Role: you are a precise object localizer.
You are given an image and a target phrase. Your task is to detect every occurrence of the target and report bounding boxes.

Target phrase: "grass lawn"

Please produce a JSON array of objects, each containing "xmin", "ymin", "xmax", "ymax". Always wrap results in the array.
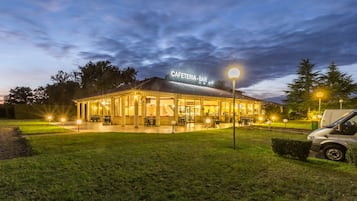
[
  {"xmin": 0, "ymin": 120, "xmax": 69, "ymax": 134},
  {"xmin": 0, "ymin": 121, "xmax": 357, "ymax": 200},
  {"xmin": 255, "ymin": 120, "xmax": 313, "ymax": 130}
]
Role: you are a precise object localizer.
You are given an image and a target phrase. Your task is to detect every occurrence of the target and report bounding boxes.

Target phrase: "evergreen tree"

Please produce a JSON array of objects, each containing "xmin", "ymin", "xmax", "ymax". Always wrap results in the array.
[
  {"xmin": 319, "ymin": 62, "xmax": 356, "ymax": 108},
  {"xmin": 285, "ymin": 59, "xmax": 319, "ymax": 118}
]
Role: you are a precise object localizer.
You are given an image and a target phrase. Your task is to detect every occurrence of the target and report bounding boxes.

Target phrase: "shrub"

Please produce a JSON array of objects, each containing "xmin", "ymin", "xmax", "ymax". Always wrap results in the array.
[
  {"xmin": 346, "ymin": 145, "xmax": 357, "ymax": 167},
  {"xmin": 271, "ymin": 138, "xmax": 312, "ymax": 161}
]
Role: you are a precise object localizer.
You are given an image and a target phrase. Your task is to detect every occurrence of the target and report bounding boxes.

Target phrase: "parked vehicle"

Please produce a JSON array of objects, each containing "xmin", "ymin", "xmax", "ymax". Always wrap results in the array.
[
  {"xmin": 320, "ymin": 109, "xmax": 353, "ymax": 128},
  {"xmin": 307, "ymin": 110, "xmax": 357, "ymax": 161}
]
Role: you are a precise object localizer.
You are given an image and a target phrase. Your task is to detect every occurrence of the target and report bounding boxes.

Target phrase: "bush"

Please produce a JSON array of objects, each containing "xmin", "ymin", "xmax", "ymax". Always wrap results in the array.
[
  {"xmin": 346, "ymin": 145, "xmax": 357, "ymax": 167},
  {"xmin": 272, "ymin": 138, "xmax": 312, "ymax": 161}
]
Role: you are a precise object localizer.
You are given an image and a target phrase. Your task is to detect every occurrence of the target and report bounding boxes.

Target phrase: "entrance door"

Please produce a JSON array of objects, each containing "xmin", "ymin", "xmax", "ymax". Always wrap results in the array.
[{"xmin": 185, "ymin": 106, "xmax": 195, "ymax": 123}]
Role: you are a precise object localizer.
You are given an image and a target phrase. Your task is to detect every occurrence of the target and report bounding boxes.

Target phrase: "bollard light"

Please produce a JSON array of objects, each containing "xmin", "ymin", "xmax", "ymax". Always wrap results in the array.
[
  {"xmin": 60, "ymin": 117, "xmax": 66, "ymax": 126},
  {"xmin": 76, "ymin": 119, "xmax": 82, "ymax": 133}
]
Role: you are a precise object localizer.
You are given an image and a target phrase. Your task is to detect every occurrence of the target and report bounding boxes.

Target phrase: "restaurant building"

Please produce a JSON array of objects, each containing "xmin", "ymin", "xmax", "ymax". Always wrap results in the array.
[{"xmin": 74, "ymin": 72, "xmax": 263, "ymax": 127}]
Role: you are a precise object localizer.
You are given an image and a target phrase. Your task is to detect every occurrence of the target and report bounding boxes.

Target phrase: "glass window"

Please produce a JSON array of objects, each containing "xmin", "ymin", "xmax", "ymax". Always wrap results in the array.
[
  {"xmin": 102, "ymin": 99, "xmax": 111, "ymax": 116},
  {"xmin": 160, "ymin": 97, "xmax": 174, "ymax": 117},
  {"xmin": 125, "ymin": 95, "xmax": 142, "ymax": 116},
  {"xmin": 146, "ymin": 97, "xmax": 156, "ymax": 116},
  {"xmin": 203, "ymin": 100, "xmax": 218, "ymax": 116},
  {"xmin": 341, "ymin": 115, "xmax": 357, "ymax": 135},
  {"xmin": 114, "ymin": 97, "xmax": 121, "ymax": 117}
]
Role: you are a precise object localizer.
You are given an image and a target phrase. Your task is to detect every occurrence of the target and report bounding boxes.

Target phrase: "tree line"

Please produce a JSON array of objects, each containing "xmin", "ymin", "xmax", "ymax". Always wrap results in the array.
[
  {"xmin": 5, "ymin": 60, "xmax": 137, "ymax": 105},
  {"xmin": 284, "ymin": 59, "xmax": 357, "ymax": 119},
  {"xmin": 5, "ymin": 58, "xmax": 357, "ymax": 120}
]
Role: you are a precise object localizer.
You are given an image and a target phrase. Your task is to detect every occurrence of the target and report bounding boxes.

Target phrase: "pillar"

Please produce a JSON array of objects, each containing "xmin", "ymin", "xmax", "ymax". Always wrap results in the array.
[
  {"xmin": 121, "ymin": 96, "xmax": 126, "ymax": 126},
  {"xmin": 200, "ymin": 98, "xmax": 204, "ymax": 123},
  {"xmin": 156, "ymin": 96, "xmax": 160, "ymax": 126},
  {"xmin": 86, "ymin": 101, "xmax": 90, "ymax": 121},
  {"xmin": 141, "ymin": 96, "xmax": 146, "ymax": 126},
  {"xmin": 134, "ymin": 95, "xmax": 139, "ymax": 128},
  {"xmin": 77, "ymin": 102, "xmax": 81, "ymax": 119},
  {"xmin": 81, "ymin": 103, "xmax": 85, "ymax": 120},
  {"xmin": 174, "ymin": 95, "xmax": 178, "ymax": 122}
]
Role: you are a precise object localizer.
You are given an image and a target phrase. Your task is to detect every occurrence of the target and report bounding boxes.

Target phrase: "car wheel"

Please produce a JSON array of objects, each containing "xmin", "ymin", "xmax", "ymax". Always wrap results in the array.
[{"xmin": 323, "ymin": 145, "xmax": 346, "ymax": 161}]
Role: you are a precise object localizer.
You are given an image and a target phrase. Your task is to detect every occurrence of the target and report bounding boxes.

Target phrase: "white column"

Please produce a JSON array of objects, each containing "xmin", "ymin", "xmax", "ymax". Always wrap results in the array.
[
  {"xmin": 77, "ymin": 102, "xmax": 81, "ymax": 119},
  {"xmin": 121, "ymin": 96, "xmax": 126, "ymax": 126},
  {"xmin": 156, "ymin": 96, "xmax": 160, "ymax": 126},
  {"xmin": 134, "ymin": 95, "xmax": 139, "ymax": 128}
]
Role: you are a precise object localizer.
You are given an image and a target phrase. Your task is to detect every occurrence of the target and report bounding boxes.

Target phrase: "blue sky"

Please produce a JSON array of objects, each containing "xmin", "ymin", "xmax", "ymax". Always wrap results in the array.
[{"xmin": 1, "ymin": 0, "xmax": 357, "ymax": 102}]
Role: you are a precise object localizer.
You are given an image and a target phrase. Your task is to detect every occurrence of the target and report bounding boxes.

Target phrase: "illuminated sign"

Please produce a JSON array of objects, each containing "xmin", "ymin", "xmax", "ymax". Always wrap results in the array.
[{"xmin": 169, "ymin": 70, "xmax": 214, "ymax": 86}]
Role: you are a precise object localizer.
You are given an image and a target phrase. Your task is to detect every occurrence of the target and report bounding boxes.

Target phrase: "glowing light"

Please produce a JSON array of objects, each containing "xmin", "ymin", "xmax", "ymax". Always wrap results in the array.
[
  {"xmin": 316, "ymin": 91, "xmax": 324, "ymax": 98},
  {"xmin": 76, "ymin": 119, "xmax": 82, "ymax": 125},
  {"xmin": 228, "ymin": 67, "xmax": 241, "ymax": 80},
  {"xmin": 47, "ymin": 115, "xmax": 53, "ymax": 121},
  {"xmin": 205, "ymin": 118, "xmax": 211, "ymax": 124}
]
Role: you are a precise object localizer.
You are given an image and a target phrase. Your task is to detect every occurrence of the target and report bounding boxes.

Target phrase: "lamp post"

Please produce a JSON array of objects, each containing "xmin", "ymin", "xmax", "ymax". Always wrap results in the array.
[
  {"xmin": 339, "ymin": 99, "xmax": 343, "ymax": 110},
  {"xmin": 228, "ymin": 67, "xmax": 240, "ymax": 150},
  {"xmin": 316, "ymin": 92, "xmax": 324, "ymax": 117}
]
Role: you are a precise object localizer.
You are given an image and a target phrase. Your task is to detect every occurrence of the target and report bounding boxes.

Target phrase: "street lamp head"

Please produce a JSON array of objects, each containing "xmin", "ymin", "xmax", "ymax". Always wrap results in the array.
[
  {"xmin": 228, "ymin": 68, "xmax": 240, "ymax": 80},
  {"xmin": 316, "ymin": 91, "xmax": 324, "ymax": 98},
  {"xmin": 339, "ymin": 99, "xmax": 343, "ymax": 103}
]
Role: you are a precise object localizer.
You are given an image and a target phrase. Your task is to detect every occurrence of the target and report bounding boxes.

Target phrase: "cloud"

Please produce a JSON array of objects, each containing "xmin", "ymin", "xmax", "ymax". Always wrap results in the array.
[
  {"xmin": 74, "ymin": 1, "xmax": 356, "ymax": 90},
  {"xmin": 2, "ymin": 0, "xmax": 357, "ymax": 99}
]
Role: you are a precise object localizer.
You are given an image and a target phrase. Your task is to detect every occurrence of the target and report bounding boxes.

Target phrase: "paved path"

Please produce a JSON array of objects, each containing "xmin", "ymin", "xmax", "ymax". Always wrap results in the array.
[{"xmin": 57, "ymin": 122, "xmax": 232, "ymax": 134}]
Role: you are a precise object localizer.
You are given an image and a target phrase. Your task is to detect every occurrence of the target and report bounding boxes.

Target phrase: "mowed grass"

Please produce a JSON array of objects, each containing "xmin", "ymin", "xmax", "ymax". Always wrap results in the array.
[
  {"xmin": 0, "ymin": 122, "xmax": 357, "ymax": 200},
  {"xmin": 0, "ymin": 120, "xmax": 69, "ymax": 134},
  {"xmin": 255, "ymin": 120, "xmax": 313, "ymax": 130}
]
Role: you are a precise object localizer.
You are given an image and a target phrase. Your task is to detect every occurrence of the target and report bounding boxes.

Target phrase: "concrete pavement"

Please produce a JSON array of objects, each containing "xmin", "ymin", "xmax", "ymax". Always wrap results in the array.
[{"xmin": 58, "ymin": 121, "xmax": 232, "ymax": 134}]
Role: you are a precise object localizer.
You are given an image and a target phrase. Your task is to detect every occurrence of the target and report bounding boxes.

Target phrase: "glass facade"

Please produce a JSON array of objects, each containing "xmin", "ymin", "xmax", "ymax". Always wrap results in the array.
[{"xmin": 76, "ymin": 80, "xmax": 262, "ymax": 126}]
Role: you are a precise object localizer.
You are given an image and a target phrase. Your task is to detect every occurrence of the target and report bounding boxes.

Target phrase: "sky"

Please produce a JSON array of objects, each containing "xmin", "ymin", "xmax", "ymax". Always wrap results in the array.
[{"xmin": 1, "ymin": 0, "xmax": 357, "ymax": 103}]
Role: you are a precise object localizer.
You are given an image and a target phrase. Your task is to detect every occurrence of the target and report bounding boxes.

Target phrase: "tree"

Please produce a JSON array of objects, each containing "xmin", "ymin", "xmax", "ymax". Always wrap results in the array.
[
  {"xmin": 285, "ymin": 59, "xmax": 319, "ymax": 118},
  {"xmin": 319, "ymin": 62, "xmax": 356, "ymax": 108},
  {"xmin": 78, "ymin": 60, "xmax": 137, "ymax": 95},
  {"xmin": 46, "ymin": 70, "xmax": 80, "ymax": 105},
  {"xmin": 33, "ymin": 86, "xmax": 48, "ymax": 104},
  {"xmin": 6, "ymin": 86, "xmax": 33, "ymax": 104},
  {"xmin": 121, "ymin": 67, "xmax": 137, "ymax": 84}
]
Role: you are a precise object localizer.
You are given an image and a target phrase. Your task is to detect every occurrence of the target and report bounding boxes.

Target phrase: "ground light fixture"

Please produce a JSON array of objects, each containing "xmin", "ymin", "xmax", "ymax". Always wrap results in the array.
[
  {"xmin": 339, "ymin": 99, "xmax": 343, "ymax": 110},
  {"xmin": 76, "ymin": 119, "xmax": 82, "ymax": 133},
  {"xmin": 228, "ymin": 66, "xmax": 241, "ymax": 150},
  {"xmin": 47, "ymin": 115, "xmax": 53, "ymax": 125},
  {"xmin": 60, "ymin": 117, "xmax": 66, "ymax": 126},
  {"xmin": 205, "ymin": 118, "xmax": 211, "ymax": 128},
  {"xmin": 283, "ymin": 119, "xmax": 288, "ymax": 128}
]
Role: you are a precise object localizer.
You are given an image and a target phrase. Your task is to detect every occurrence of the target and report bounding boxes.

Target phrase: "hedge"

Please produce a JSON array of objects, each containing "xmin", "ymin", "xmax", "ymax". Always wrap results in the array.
[
  {"xmin": 271, "ymin": 138, "xmax": 312, "ymax": 161},
  {"xmin": 347, "ymin": 145, "xmax": 357, "ymax": 167}
]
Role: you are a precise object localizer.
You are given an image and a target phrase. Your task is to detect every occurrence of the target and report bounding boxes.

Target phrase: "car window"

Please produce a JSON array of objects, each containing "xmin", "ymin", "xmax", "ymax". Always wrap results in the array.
[
  {"xmin": 340, "ymin": 115, "xmax": 357, "ymax": 135},
  {"xmin": 328, "ymin": 113, "xmax": 354, "ymax": 128}
]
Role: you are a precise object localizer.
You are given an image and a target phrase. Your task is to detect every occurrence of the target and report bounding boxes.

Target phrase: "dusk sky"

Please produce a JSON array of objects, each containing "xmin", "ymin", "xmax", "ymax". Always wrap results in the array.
[{"xmin": 1, "ymin": 0, "xmax": 357, "ymax": 102}]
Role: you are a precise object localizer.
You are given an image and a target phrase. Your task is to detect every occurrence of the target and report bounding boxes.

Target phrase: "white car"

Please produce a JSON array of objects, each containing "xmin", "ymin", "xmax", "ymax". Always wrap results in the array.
[{"xmin": 307, "ymin": 110, "xmax": 357, "ymax": 161}]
